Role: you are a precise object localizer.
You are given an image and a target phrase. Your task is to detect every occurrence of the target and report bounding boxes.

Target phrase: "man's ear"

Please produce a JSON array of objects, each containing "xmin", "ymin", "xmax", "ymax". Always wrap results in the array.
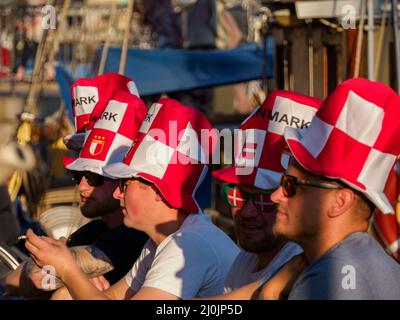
[
  {"xmin": 155, "ymin": 192, "xmax": 164, "ymax": 203},
  {"xmin": 328, "ymin": 188, "xmax": 355, "ymax": 218}
]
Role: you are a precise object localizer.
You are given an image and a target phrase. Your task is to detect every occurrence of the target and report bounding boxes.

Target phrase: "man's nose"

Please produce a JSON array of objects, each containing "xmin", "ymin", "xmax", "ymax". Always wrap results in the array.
[
  {"xmin": 271, "ymin": 186, "xmax": 285, "ymax": 204},
  {"xmin": 77, "ymin": 176, "xmax": 90, "ymax": 192},
  {"xmin": 240, "ymin": 199, "xmax": 258, "ymax": 218},
  {"xmin": 113, "ymin": 186, "xmax": 123, "ymax": 200}
]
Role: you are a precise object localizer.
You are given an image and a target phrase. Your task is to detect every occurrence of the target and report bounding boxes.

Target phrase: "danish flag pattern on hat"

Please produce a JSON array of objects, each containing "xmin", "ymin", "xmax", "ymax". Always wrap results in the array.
[
  {"xmin": 64, "ymin": 73, "xmax": 139, "ymax": 151},
  {"xmin": 104, "ymin": 98, "xmax": 216, "ymax": 213},
  {"xmin": 72, "ymin": 72, "xmax": 139, "ymax": 133},
  {"xmin": 284, "ymin": 78, "xmax": 400, "ymax": 214},
  {"xmin": 212, "ymin": 91, "xmax": 322, "ymax": 190},
  {"xmin": 64, "ymin": 91, "xmax": 147, "ymax": 178}
]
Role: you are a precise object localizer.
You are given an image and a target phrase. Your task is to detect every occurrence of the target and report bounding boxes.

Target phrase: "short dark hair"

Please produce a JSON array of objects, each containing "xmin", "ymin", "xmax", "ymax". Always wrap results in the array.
[
  {"xmin": 289, "ymin": 157, "xmax": 376, "ymax": 214},
  {"xmin": 322, "ymin": 177, "xmax": 376, "ymax": 215},
  {"xmin": 334, "ymin": 179, "xmax": 376, "ymax": 214}
]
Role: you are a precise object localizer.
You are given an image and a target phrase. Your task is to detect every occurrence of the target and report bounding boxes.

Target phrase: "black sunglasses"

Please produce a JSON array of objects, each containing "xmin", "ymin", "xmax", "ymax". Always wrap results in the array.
[
  {"xmin": 280, "ymin": 174, "xmax": 342, "ymax": 197},
  {"xmin": 118, "ymin": 178, "xmax": 130, "ymax": 194},
  {"xmin": 70, "ymin": 170, "xmax": 104, "ymax": 187}
]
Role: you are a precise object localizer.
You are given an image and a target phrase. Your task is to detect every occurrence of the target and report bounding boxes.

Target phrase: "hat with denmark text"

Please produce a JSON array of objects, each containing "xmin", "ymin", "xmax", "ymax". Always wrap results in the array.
[
  {"xmin": 63, "ymin": 73, "xmax": 139, "ymax": 151},
  {"xmin": 63, "ymin": 91, "xmax": 147, "ymax": 178},
  {"xmin": 284, "ymin": 78, "xmax": 400, "ymax": 214},
  {"xmin": 212, "ymin": 91, "xmax": 322, "ymax": 190}
]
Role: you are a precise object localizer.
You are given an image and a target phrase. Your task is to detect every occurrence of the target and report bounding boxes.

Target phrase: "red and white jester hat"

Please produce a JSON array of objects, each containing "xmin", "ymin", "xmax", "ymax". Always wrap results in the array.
[
  {"xmin": 64, "ymin": 73, "xmax": 139, "ymax": 151},
  {"xmin": 284, "ymin": 78, "xmax": 400, "ymax": 214},
  {"xmin": 104, "ymin": 98, "xmax": 216, "ymax": 213},
  {"xmin": 212, "ymin": 91, "xmax": 322, "ymax": 190},
  {"xmin": 64, "ymin": 91, "xmax": 147, "ymax": 178}
]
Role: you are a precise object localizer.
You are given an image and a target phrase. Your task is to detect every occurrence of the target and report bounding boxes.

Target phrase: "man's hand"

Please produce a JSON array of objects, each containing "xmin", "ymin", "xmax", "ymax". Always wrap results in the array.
[
  {"xmin": 21, "ymin": 258, "xmax": 63, "ymax": 292},
  {"xmin": 4, "ymin": 229, "xmax": 114, "ymax": 299},
  {"xmin": 90, "ymin": 275, "xmax": 110, "ymax": 292},
  {"xmin": 25, "ymin": 229, "xmax": 114, "ymax": 286},
  {"xmin": 258, "ymin": 254, "xmax": 307, "ymax": 300},
  {"xmin": 25, "ymin": 229, "xmax": 76, "ymax": 281}
]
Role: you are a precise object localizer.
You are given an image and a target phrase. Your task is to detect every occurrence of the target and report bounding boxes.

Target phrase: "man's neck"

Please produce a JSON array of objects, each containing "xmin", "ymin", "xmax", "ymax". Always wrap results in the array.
[
  {"xmin": 101, "ymin": 207, "xmax": 124, "ymax": 229},
  {"xmin": 257, "ymin": 240, "xmax": 287, "ymax": 271},
  {"xmin": 150, "ymin": 210, "xmax": 190, "ymax": 246}
]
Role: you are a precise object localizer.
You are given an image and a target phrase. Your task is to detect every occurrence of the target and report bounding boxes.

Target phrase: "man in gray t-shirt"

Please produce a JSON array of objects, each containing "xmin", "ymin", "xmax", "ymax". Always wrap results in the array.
[
  {"xmin": 288, "ymin": 232, "xmax": 400, "ymax": 299},
  {"xmin": 261, "ymin": 79, "xmax": 400, "ymax": 300}
]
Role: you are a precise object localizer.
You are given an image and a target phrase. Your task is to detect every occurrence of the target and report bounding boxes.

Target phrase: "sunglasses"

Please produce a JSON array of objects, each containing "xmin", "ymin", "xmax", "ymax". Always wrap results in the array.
[
  {"xmin": 118, "ymin": 178, "xmax": 130, "ymax": 194},
  {"xmin": 70, "ymin": 170, "xmax": 104, "ymax": 187},
  {"xmin": 223, "ymin": 185, "xmax": 275, "ymax": 213},
  {"xmin": 118, "ymin": 177, "xmax": 154, "ymax": 194},
  {"xmin": 280, "ymin": 174, "xmax": 342, "ymax": 197}
]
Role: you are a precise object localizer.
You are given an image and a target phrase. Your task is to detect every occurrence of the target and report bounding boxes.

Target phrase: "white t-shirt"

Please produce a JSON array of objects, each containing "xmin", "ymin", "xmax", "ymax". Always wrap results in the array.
[
  {"xmin": 223, "ymin": 242, "xmax": 303, "ymax": 293},
  {"xmin": 125, "ymin": 213, "xmax": 240, "ymax": 299}
]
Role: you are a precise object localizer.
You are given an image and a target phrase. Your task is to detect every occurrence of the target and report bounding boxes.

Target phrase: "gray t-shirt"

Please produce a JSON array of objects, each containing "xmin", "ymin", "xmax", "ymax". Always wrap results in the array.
[{"xmin": 289, "ymin": 232, "xmax": 400, "ymax": 300}]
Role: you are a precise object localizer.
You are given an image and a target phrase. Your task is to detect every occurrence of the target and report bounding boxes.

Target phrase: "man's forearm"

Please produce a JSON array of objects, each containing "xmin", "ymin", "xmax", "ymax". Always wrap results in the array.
[{"xmin": 62, "ymin": 263, "xmax": 113, "ymax": 300}]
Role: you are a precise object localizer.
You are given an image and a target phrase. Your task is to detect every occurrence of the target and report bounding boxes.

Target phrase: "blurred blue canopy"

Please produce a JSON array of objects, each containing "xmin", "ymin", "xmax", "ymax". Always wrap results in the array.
[
  {"xmin": 101, "ymin": 42, "xmax": 274, "ymax": 96},
  {"xmin": 56, "ymin": 40, "xmax": 274, "ymax": 122}
]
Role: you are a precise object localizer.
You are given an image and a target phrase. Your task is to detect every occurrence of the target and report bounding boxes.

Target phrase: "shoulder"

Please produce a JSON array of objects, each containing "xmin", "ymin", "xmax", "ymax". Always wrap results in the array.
[
  {"xmin": 176, "ymin": 214, "xmax": 237, "ymax": 246},
  {"xmin": 97, "ymin": 224, "xmax": 147, "ymax": 241},
  {"xmin": 164, "ymin": 216, "xmax": 238, "ymax": 260},
  {"xmin": 153, "ymin": 219, "xmax": 238, "ymax": 267},
  {"xmin": 91, "ymin": 224, "xmax": 148, "ymax": 251},
  {"xmin": 289, "ymin": 234, "xmax": 377, "ymax": 300},
  {"xmin": 230, "ymin": 250, "xmax": 257, "ymax": 267},
  {"xmin": 159, "ymin": 230, "xmax": 215, "ymax": 259},
  {"xmin": 289, "ymin": 255, "xmax": 373, "ymax": 299},
  {"xmin": 67, "ymin": 220, "xmax": 109, "ymax": 247},
  {"xmin": 224, "ymin": 251, "xmax": 258, "ymax": 291}
]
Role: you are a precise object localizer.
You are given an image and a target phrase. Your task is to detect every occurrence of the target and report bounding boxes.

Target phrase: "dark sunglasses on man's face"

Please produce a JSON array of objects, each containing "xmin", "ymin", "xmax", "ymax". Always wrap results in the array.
[
  {"xmin": 70, "ymin": 170, "xmax": 104, "ymax": 187},
  {"xmin": 118, "ymin": 178, "xmax": 129, "ymax": 194},
  {"xmin": 280, "ymin": 174, "xmax": 342, "ymax": 197}
]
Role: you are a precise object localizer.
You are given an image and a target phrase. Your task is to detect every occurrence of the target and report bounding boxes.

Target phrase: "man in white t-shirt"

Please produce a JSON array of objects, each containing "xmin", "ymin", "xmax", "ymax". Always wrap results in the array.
[
  {"xmin": 211, "ymin": 91, "xmax": 321, "ymax": 296},
  {"xmin": 124, "ymin": 209, "xmax": 238, "ymax": 298},
  {"xmin": 23, "ymin": 98, "xmax": 239, "ymax": 300}
]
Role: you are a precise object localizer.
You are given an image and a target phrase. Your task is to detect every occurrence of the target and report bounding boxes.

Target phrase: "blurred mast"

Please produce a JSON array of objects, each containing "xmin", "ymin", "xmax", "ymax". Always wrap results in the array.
[
  {"xmin": 375, "ymin": 0, "xmax": 389, "ymax": 78},
  {"xmin": 367, "ymin": 0, "xmax": 374, "ymax": 80},
  {"xmin": 354, "ymin": 0, "xmax": 366, "ymax": 77},
  {"xmin": 98, "ymin": 0, "xmax": 117, "ymax": 75},
  {"xmin": 119, "ymin": 0, "xmax": 134, "ymax": 75}
]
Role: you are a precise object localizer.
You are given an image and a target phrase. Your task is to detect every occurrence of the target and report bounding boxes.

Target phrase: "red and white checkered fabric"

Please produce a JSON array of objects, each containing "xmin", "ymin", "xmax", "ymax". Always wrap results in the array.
[
  {"xmin": 64, "ymin": 73, "xmax": 139, "ymax": 151},
  {"xmin": 63, "ymin": 91, "xmax": 147, "ymax": 178},
  {"xmin": 72, "ymin": 72, "xmax": 139, "ymax": 133},
  {"xmin": 104, "ymin": 98, "xmax": 216, "ymax": 213},
  {"xmin": 284, "ymin": 78, "xmax": 400, "ymax": 214},
  {"xmin": 212, "ymin": 91, "xmax": 322, "ymax": 189}
]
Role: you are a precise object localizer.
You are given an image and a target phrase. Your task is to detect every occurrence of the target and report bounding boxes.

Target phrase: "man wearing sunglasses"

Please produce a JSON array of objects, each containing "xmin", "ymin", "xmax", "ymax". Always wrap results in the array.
[
  {"xmin": 4, "ymin": 85, "xmax": 148, "ymax": 299},
  {"xmin": 23, "ymin": 98, "xmax": 240, "ymax": 300},
  {"xmin": 211, "ymin": 91, "xmax": 321, "ymax": 296},
  {"xmin": 263, "ymin": 79, "xmax": 400, "ymax": 299}
]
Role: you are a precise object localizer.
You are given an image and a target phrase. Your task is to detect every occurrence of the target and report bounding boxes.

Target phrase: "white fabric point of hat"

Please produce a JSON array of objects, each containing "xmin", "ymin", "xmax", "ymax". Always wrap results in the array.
[{"xmin": 103, "ymin": 162, "xmax": 140, "ymax": 179}]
